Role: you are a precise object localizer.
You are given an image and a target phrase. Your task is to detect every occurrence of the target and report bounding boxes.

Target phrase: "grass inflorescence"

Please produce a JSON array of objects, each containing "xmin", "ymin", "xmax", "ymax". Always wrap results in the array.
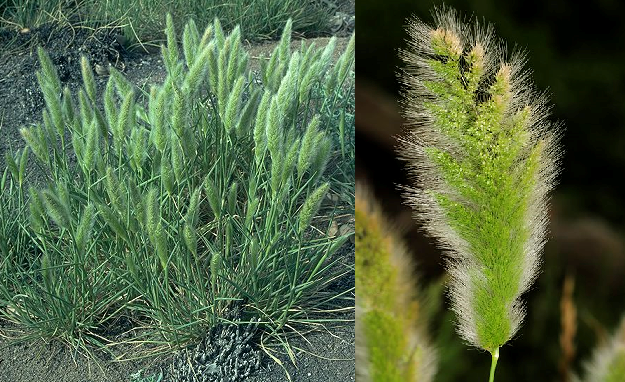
[{"xmin": 397, "ymin": 6, "xmax": 561, "ymax": 380}]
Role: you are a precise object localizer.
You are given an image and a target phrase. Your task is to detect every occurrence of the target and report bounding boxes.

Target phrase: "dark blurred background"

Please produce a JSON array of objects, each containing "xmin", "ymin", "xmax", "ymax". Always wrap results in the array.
[{"xmin": 356, "ymin": 1, "xmax": 625, "ymax": 381}]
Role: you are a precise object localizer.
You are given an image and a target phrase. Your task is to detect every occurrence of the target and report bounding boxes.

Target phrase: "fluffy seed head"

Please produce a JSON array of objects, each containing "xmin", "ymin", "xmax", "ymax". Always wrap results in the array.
[{"xmin": 398, "ymin": 7, "xmax": 562, "ymax": 352}]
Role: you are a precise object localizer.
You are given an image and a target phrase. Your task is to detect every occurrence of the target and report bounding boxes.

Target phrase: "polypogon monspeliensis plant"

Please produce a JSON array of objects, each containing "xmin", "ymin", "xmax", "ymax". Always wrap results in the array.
[
  {"xmin": 355, "ymin": 183, "xmax": 436, "ymax": 382},
  {"xmin": 0, "ymin": 14, "xmax": 354, "ymax": 355},
  {"xmin": 397, "ymin": 7, "xmax": 562, "ymax": 381}
]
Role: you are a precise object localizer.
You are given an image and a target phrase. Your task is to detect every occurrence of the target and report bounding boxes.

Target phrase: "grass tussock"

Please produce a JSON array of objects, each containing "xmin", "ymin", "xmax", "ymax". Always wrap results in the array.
[{"xmin": 0, "ymin": 15, "xmax": 355, "ymax": 358}]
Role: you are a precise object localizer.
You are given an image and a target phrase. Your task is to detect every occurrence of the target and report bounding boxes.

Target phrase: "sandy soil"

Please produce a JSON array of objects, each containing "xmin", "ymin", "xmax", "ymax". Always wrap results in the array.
[{"xmin": 0, "ymin": 5, "xmax": 354, "ymax": 382}]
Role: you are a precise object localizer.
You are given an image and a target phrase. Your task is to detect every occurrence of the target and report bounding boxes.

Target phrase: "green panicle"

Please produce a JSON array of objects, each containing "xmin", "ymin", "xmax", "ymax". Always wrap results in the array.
[
  {"xmin": 183, "ymin": 18, "xmax": 200, "ymax": 67},
  {"xmin": 110, "ymin": 66, "xmax": 134, "ymax": 97},
  {"xmin": 227, "ymin": 182, "xmax": 238, "ymax": 215},
  {"xmin": 5, "ymin": 152, "xmax": 18, "ymax": 183},
  {"xmin": 298, "ymin": 183, "xmax": 329, "ymax": 235},
  {"xmin": 185, "ymin": 186, "xmax": 201, "ymax": 227},
  {"xmin": 299, "ymin": 40, "xmax": 316, "ymax": 70},
  {"xmin": 356, "ymin": 187, "xmax": 436, "ymax": 382},
  {"xmin": 104, "ymin": 78, "xmax": 118, "ymax": 132},
  {"xmin": 223, "ymin": 75, "xmax": 245, "ymax": 133},
  {"xmin": 237, "ymin": 52, "xmax": 249, "ymax": 79},
  {"xmin": 204, "ymin": 177, "xmax": 221, "ymax": 219},
  {"xmin": 41, "ymin": 110, "xmax": 54, "ymax": 139},
  {"xmin": 199, "ymin": 24, "xmax": 214, "ymax": 48},
  {"xmin": 183, "ymin": 223, "xmax": 197, "ymax": 257},
  {"xmin": 264, "ymin": 48, "xmax": 280, "ymax": 92},
  {"xmin": 324, "ymin": 65, "xmax": 339, "ymax": 97},
  {"xmin": 18, "ymin": 147, "xmax": 28, "ymax": 186},
  {"xmin": 161, "ymin": 155, "xmax": 175, "ymax": 196},
  {"xmin": 37, "ymin": 47, "xmax": 61, "ymax": 95},
  {"xmin": 276, "ymin": 53, "xmax": 299, "ymax": 123},
  {"xmin": 336, "ymin": 33, "xmax": 355, "ymax": 84},
  {"xmin": 207, "ymin": 43, "xmax": 219, "ymax": 93},
  {"xmin": 39, "ymin": 77, "xmax": 63, "ymax": 137},
  {"xmin": 248, "ymin": 172, "xmax": 258, "ymax": 201},
  {"xmin": 398, "ymin": 10, "xmax": 561, "ymax": 354},
  {"xmin": 115, "ymin": 89, "xmax": 135, "ymax": 151},
  {"xmin": 151, "ymin": 88, "xmax": 168, "ymax": 153},
  {"xmin": 127, "ymin": 179, "xmax": 145, "ymax": 228},
  {"xmin": 129, "ymin": 126, "xmax": 147, "ymax": 174},
  {"xmin": 299, "ymin": 61, "xmax": 321, "ymax": 106},
  {"xmin": 105, "ymin": 166, "xmax": 125, "ymax": 214},
  {"xmin": 42, "ymin": 189, "xmax": 71, "ymax": 230},
  {"xmin": 57, "ymin": 182, "xmax": 70, "ymax": 211},
  {"xmin": 62, "ymin": 87, "xmax": 75, "ymax": 125},
  {"xmin": 41, "ymin": 252, "xmax": 53, "ymax": 288},
  {"xmin": 210, "ymin": 252, "xmax": 222, "ymax": 292},
  {"xmin": 253, "ymin": 91, "xmax": 271, "ymax": 164},
  {"xmin": 281, "ymin": 138, "xmax": 300, "ymax": 185},
  {"xmin": 72, "ymin": 132, "xmax": 85, "ymax": 170},
  {"xmin": 182, "ymin": 127, "xmax": 196, "ymax": 159},
  {"xmin": 319, "ymin": 37, "xmax": 337, "ymax": 73},
  {"xmin": 93, "ymin": 103, "xmax": 108, "ymax": 139},
  {"xmin": 20, "ymin": 127, "xmax": 47, "ymax": 163},
  {"xmin": 78, "ymin": 89, "xmax": 94, "ymax": 128},
  {"xmin": 213, "ymin": 18, "xmax": 225, "ymax": 47},
  {"xmin": 183, "ymin": 42, "xmax": 212, "ymax": 95},
  {"xmin": 145, "ymin": 187, "xmax": 160, "ymax": 234},
  {"xmin": 165, "ymin": 14, "xmax": 180, "ymax": 71},
  {"xmin": 75, "ymin": 203, "xmax": 95, "ymax": 256},
  {"xmin": 83, "ymin": 119, "xmax": 99, "ymax": 172},
  {"xmin": 297, "ymin": 115, "xmax": 320, "ymax": 181},
  {"xmin": 278, "ymin": 19, "xmax": 292, "ymax": 68},
  {"xmin": 171, "ymin": 88, "xmax": 186, "ymax": 137},
  {"xmin": 29, "ymin": 188, "xmax": 45, "ymax": 233},
  {"xmin": 154, "ymin": 223, "xmax": 169, "ymax": 271},
  {"xmin": 171, "ymin": 134, "xmax": 185, "ymax": 184},
  {"xmin": 265, "ymin": 97, "xmax": 283, "ymax": 160},
  {"xmin": 81, "ymin": 56, "xmax": 97, "ymax": 103},
  {"xmin": 226, "ymin": 26, "xmax": 242, "ymax": 88},
  {"xmin": 217, "ymin": 36, "xmax": 231, "ymax": 117},
  {"xmin": 236, "ymin": 88, "xmax": 261, "ymax": 138},
  {"xmin": 245, "ymin": 198, "xmax": 259, "ymax": 231},
  {"xmin": 311, "ymin": 132, "xmax": 332, "ymax": 181}
]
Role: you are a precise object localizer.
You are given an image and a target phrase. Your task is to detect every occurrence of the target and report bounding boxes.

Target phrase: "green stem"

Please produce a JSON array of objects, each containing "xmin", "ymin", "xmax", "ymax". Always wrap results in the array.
[{"xmin": 489, "ymin": 348, "xmax": 499, "ymax": 382}]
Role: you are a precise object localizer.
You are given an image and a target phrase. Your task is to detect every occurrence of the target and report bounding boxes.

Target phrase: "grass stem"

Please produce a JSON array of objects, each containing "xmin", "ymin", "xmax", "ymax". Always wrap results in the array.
[{"xmin": 489, "ymin": 348, "xmax": 499, "ymax": 382}]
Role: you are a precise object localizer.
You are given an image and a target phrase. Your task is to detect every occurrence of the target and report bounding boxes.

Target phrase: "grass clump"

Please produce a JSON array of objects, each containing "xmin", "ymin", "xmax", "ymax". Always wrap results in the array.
[
  {"xmin": 0, "ymin": 14, "xmax": 355, "ymax": 359},
  {"xmin": 0, "ymin": 0, "xmax": 333, "ymax": 43}
]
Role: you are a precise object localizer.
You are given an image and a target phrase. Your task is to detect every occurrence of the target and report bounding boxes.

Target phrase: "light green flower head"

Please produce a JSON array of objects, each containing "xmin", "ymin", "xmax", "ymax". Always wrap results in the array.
[{"xmin": 398, "ymin": 7, "xmax": 562, "ymax": 353}]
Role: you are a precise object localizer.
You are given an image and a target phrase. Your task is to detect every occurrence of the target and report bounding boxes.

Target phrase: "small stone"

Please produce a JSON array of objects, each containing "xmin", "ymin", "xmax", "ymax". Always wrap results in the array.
[{"xmin": 328, "ymin": 221, "xmax": 339, "ymax": 237}]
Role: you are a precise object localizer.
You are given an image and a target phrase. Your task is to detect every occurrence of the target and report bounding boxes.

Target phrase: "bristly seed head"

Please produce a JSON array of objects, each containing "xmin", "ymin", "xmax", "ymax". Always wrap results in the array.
[{"xmin": 398, "ymin": 6, "xmax": 562, "ymax": 352}]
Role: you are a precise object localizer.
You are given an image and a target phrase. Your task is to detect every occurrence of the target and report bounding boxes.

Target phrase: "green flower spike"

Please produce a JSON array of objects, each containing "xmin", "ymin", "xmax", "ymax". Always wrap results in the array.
[{"xmin": 398, "ymin": 7, "xmax": 562, "ymax": 381}]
